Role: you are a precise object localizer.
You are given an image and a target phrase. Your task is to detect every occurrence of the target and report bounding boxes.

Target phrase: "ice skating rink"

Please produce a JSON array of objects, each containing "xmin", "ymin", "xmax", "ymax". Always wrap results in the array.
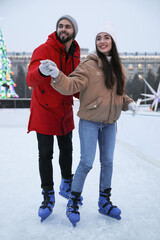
[{"xmin": 0, "ymin": 104, "xmax": 160, "ymax": 240}]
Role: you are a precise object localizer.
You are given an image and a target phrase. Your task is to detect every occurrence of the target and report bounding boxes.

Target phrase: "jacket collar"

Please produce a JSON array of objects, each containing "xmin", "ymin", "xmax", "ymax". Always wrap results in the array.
[
  {"xmin": 86, "ymin": 52, "xmax": 112, "ymax": 68},
  {"xmin": 86, "ymin": 52, "xmax": 103, "ymax": 68},
  {"xmin": 45, "ymin": 31, "xmax": 80, "ymax": 57}
]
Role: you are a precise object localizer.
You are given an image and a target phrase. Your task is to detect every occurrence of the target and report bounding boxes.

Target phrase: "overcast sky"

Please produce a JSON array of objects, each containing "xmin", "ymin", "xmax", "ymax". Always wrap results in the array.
[{"xmin": 0, "ymin": 0, "xmax": 160, "ymax": 53}]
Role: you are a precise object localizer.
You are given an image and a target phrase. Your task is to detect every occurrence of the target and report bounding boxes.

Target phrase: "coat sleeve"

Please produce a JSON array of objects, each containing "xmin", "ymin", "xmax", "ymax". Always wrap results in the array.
[
  {"xmin": 50, "ymin": 62, "xmax": 88, "ymax": 95},
  {"xmin": 26, "ymin": 46, "xmax": 51, "ymax": 87},
  {"xmin": 122, "ymin": 94, "xmax": 133, "ymax": 111}
]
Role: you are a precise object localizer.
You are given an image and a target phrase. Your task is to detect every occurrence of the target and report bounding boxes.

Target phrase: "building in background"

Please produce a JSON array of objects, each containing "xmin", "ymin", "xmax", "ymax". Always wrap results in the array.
[
  {"xmin": 121, "ymin": 52, "xmax": 160, "ymax": 81},
  {"xmin": 5, "ymin": 50, "xmax": 160, "ymax": 99}
]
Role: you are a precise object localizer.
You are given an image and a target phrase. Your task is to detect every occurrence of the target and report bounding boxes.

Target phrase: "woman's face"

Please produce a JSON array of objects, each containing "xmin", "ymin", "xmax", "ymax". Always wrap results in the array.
[{"xmin": 96, "ymin": 32, "xmax": 112, "ymax": 56}]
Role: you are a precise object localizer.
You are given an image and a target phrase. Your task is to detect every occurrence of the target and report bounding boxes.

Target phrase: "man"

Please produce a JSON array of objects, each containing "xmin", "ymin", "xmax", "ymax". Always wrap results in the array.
[{"xmin": 26, "ymin": 15, "xmax": 81, "ymax": 222}]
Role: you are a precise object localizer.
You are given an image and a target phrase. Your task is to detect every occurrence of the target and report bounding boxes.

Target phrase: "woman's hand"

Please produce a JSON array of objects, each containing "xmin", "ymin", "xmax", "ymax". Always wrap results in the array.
[{"xmin": 39, "ymin": 59, "xmax": 59, "ymax": 78}]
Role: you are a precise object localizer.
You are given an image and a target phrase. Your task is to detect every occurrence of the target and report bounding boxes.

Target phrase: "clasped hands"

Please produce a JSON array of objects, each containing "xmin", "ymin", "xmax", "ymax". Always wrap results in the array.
[
  {"xmin": 39, "ymin": 59, "xmax": 59, "ymax": 78},
  {"xmin": 39, "ymin": 60, "xmax": 138, "ymax": 116}
]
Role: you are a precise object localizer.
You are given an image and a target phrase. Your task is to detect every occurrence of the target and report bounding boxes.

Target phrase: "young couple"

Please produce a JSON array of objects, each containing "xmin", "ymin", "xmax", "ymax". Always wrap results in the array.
[{"xmin": 27, "ymin": 15, "xmax": 138, "ymax": 227}]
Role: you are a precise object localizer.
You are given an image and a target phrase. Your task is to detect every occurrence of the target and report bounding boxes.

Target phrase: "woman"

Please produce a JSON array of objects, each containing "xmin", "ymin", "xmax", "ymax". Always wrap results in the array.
[{"xmin": 41, "ymin": 24, "xmax": 138, "ymax": 227}]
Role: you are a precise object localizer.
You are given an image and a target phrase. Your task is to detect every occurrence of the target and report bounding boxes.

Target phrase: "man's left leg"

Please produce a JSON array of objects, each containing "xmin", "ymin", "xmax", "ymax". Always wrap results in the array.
[{"xmin": 57, "ymin": 131, "xmax": 73, "ymax": 199}]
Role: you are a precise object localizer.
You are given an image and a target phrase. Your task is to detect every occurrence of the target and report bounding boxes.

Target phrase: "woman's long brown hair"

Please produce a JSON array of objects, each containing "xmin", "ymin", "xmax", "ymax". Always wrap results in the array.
[{"xmin": 96, "ymin": 38, "xmax": 125, "ymax": 95}]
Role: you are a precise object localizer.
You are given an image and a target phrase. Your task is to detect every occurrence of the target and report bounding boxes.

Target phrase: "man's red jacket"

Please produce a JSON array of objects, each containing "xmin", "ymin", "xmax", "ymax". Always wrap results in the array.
[{"xmin": 26, "ymin": 32, "xmax": 80, "ymax": 135}]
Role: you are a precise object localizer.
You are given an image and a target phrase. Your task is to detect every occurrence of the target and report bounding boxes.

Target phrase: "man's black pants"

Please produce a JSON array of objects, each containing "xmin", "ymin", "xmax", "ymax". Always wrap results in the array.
[{"xmin": 36, "ymin": 131, "xmax": 73, "ymax": 190}]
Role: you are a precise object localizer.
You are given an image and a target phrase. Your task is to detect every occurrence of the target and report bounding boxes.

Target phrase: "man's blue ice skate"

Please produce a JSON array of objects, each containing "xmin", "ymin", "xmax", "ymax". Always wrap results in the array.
[
  {"xmin": 98, "ymin": 188, "xmax": 121, "ymax": 220},
  {"xmin": 59, "ymin": 177, "xmax": 83, "ymax": 205},
  {"xmin": 59, "ymin": 178, "xmax": 72, "ymax": 199},
  {"xmin": 66, "ymin": 193, "xmax": 81, "ymax": 227},
  {"xmin": 38, "ymin": 189, "xmax": 55, "ymax": 222}
]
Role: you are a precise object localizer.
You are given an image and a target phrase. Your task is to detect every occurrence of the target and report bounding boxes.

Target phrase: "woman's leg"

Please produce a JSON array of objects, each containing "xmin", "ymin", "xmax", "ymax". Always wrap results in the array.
[
  {"xmin": 98, "ymin": 123, "xmax": 116, "ymax": 191},
  {"xmin": 71, "ymin": 119, "xmax": 99, "ymax": 193}
]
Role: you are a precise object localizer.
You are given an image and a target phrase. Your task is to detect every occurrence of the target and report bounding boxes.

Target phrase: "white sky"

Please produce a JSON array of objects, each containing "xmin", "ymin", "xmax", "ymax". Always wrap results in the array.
[{"xmin": 0, "ymin": 0, "xmax": 160, "ymax": 53}]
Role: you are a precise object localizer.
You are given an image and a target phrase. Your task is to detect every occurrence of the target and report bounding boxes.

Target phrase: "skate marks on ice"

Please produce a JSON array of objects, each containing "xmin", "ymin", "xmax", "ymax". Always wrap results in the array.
[
  {"xmin": 117, "ymin": 139, "xmax": 160, "ymax": 168},
  {"xmin": 0, "ymin": 109, "xmax": 160, "ymax": 240}
]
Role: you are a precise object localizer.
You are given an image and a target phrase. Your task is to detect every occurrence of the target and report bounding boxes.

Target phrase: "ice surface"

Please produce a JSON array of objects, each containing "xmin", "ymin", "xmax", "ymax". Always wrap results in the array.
[{"xmin": 0, "ymin": 103, "xmax": 160, "ymax": 240}]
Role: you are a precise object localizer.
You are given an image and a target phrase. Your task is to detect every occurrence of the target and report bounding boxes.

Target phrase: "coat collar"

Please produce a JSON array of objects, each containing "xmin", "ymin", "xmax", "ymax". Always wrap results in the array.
[
  {"xmin": 86, "ymin": 52, "xmax": 112, "ymax": 68},
  {"xmin": 45, "ymin": 31, "xmax": 80, "ymax": 57}
]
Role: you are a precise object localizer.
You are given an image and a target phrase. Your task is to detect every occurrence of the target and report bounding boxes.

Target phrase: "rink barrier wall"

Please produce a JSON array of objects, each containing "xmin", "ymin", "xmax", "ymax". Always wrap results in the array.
[
  {"xmin": 0, "ymin": 98, "xmax": 31, "ymax": 108},
  {"xmin": 116, "ymin": 111, "xmax": 160, "ymax": 168}
]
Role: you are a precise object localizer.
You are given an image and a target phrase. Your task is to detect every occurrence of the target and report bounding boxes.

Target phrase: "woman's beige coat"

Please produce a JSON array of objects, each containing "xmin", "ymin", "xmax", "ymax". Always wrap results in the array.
[{"xmin": 51, "ymin": 54, "xmax": 133, "ymax": 124}]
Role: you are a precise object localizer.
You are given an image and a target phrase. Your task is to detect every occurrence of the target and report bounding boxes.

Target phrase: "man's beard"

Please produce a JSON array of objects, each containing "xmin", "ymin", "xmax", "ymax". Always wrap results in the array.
[{"xmin": 57, "ymin": 31, "xmax": 74, "ymax": 43}]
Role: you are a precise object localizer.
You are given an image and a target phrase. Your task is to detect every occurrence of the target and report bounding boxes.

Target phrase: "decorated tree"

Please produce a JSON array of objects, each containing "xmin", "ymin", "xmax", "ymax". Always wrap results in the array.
[{"xmin": 0, "ymin": 29, "xmax": 19, "ymax": 98}]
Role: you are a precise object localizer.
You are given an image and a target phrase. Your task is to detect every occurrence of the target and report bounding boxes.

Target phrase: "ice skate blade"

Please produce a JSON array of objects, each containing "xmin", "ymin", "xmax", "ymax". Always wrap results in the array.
[
  {"xmin": 68, "ymin": 218, "xmax": 79, "ymax": 227},
  {"xmin": 40, "ymin": 217, "xmax": 46, "ymax": 223},
  {"xmin": 67, "ymin": 213, "xmax": 80, "ymax": 227},
  {"xmin": 98, "ymin": 209, "xmax": 121, "ymax": 220},
  {"xmin": 40, "ymin": 215, "xmax": 49, "ymax": 222},
  {"xmin": 38, "ymin": 210, "xmax": 52, "ymax": 222},
  {"xmin": 71, "ymin": 220, "xmax": 77, "ymax": 227},
  {"xmin": 59, "ymin": 191, "xmax": 70, "ymax": 199}
]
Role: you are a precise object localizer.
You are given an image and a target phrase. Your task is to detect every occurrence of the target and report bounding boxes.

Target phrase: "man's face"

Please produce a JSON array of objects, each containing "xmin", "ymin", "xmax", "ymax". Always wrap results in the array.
[{"xmin": 57, "ymin": 19, "xmax": 74, "ymax": 43}]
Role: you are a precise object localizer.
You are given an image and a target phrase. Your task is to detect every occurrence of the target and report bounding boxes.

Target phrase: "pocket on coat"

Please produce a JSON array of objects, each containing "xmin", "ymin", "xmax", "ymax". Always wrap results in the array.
[{"xmin": 86, "ymin": 97, "xmax": 102, "ymax": 110}]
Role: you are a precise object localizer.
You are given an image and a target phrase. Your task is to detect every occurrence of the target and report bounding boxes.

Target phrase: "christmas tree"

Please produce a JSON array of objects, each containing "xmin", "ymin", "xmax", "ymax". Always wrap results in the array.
[{"xmin": 0, "ymin": 29, "xmax": 19, "ymax": 98}]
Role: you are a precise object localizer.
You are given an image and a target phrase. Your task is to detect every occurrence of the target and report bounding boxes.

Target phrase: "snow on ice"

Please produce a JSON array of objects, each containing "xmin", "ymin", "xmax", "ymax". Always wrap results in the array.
[{"xmin": 0, "ymin": 101, "xmax": 160, "ymax": 240}]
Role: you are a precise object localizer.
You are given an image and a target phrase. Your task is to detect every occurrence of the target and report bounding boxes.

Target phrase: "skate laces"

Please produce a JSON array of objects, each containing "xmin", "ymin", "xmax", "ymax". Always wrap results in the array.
[
  {"xmin": 67, "ymin": 196, "xmax": 80, "ymax": 214},
  {"xmin": 100, "ymin": 192, "xmax": 112, "ymax": 205},
  {"xmin": 64, "ymin": 179, "xmax": 71, "ymax": 192},
  {"xmin": 41, "ymin": 190, "xmax": 54, "ymax": 210},
  {"xmin": 100, "ymin": 192, "xmax": 117, "ymax": 213}
]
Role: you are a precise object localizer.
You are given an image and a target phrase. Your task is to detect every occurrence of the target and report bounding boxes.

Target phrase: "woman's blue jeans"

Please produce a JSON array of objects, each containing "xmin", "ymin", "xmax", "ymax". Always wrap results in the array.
[{"xmin": 71, "ymin": 119, "xmax": 116, "ymax": 193}]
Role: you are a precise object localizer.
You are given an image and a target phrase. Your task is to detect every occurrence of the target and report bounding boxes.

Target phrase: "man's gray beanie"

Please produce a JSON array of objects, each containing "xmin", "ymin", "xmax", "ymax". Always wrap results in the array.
[{"xmin": 56, "ymin": 15, "xmax": 78, "ymax": 39}]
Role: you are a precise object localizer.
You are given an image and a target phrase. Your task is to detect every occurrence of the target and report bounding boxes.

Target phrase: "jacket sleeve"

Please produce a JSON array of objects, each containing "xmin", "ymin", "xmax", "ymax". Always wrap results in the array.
[
  {"xmin": 50, "ymin": 62, "xmax": 88, "ymax": 95},
  {"xmin": 122, "ymin": 94, "xmax": 133, "ymax": 111},
  {"xmin": 26, "ymin": 46, "xmax": 51, "ymax": 87}
]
